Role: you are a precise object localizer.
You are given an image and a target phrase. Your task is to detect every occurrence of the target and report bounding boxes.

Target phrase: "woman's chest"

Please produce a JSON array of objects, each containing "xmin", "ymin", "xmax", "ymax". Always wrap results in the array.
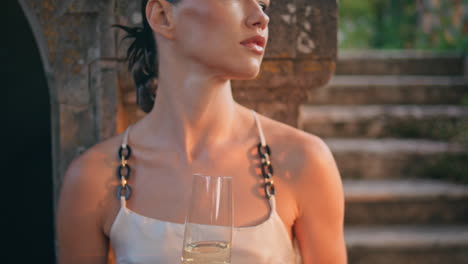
[{"xmin": 103, "ymin": 148, "xmax": 299, "ymax": 241}]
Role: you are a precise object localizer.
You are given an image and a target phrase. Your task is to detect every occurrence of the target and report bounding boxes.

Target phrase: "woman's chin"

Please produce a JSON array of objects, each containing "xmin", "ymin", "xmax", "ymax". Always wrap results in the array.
[
  {"xmin": 230, "ymin": 72, "xmax": 260, "ymax": 80},
  {"xmin": 229, "ymin": 65, "xmax": 261, "ymax": 80}
]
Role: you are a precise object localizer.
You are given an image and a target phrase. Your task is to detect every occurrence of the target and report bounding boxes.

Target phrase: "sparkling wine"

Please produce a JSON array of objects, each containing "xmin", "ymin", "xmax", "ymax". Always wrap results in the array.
[{"xmin": 181, "ymin": 240, "xmax": 231, "ymax": 264}]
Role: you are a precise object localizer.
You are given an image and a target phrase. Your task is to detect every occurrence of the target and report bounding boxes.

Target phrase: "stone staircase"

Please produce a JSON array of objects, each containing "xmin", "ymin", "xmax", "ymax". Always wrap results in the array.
[{"xmin": 299, "ymin": 50, "xmax": 468, "ymax": 263}]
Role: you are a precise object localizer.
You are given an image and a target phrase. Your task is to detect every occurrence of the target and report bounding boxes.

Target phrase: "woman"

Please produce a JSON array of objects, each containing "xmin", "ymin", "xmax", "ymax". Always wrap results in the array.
[{"xmin": 56, "ymin": 0, "xmax": 347, "ymax": 263}]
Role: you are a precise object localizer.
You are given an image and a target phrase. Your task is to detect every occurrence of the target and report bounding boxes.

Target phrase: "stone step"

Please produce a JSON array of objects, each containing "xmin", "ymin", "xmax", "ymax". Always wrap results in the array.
[
  {"xmin": 344, "ymin": 179, "xmax": 468, "ymax": 225},
  {"xmin": 324, "ymin": 139, "xmax": 467, "ymax": 180},
  {"xmin": 336, "ymin": 50, "xmax": 466, "ymax": 76},
  {"xmin": 298, "ymin": 105, "xmax": 468, "ymax": 140},
  {"xmin": 345, "ymin": 225, "xmax": 468, "ymax": 264},
  {"xmin": 306, "ymin": 75, "xmax": 468, "ymax": 105}
]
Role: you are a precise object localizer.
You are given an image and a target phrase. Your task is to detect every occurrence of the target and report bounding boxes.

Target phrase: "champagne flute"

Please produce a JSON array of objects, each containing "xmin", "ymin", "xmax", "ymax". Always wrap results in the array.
[{"xmin": 181, "ymin": 173, "xmax": 233, "ymax": 264}]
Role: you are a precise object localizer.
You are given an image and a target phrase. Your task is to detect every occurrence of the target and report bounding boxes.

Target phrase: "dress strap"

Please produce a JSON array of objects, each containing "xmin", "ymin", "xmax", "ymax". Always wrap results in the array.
[
  {"xmin": 122, "ymin": 126, "xmax": 131, "ymax": 148},
  {"xmin": 120, "ymin": 196, "xmax": 127, "ymax": 208},
  {"xmin": 251, "ymin": 110, "xmax": 267, "ymax": 147},
  {"xmin": 268, "ymin": 195, "xmax": 276, "ymax": 213},
  {"xmin": 118, "ymin": 126, "xmax": 133, "ymax": 208},
  {"xmin": 251, "ymin": 110, "xmax": 277, "ymax": 205}
]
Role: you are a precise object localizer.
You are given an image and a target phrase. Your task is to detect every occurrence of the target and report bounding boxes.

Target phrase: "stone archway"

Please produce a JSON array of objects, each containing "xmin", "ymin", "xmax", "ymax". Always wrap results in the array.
[
  {"xmin": 7, "ymin": 0, "xmax": 56, "ymax": 261},
  {"xmin": 18, "ymin": 0, "xmax": 119, "ymax": 210},
  {"xmin": 14, "ymin": 1, "xmax": 119, "ymax": 261}
]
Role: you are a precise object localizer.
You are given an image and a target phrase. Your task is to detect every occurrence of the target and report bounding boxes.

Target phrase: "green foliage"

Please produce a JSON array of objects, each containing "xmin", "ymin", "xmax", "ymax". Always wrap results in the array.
[
  {"xmin": 338, "ymin": 0, "xmax": 374, "ymax": 49},
  {"xmin": 463, "ymin": 94, "xmax": 468, "ymax": 106},
  {"xmin": 386, "ymin": 119, "xmax": 468, "ymax": 143},
  {"xmin": 422, "ymin": 154, "xmax": 468, "ymax": 184},
  {"xmin": 338, "ymin": 0, "xmax": 468, "ymax": 51}
]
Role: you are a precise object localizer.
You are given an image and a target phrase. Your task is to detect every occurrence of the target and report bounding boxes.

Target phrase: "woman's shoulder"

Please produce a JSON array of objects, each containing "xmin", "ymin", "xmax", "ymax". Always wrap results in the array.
[
  {"xmin": 256, "ymin": 112, "xmax": 328, "ymax": 155},
  {"xmin": 57, "ymin": 133, "xmax": 127, "ymax": 246},
  {"xmin": 257, "ymin": 111, "xmax": 343, "ymax": 204},
  {"xmin": 66, "ymin": 133, "xmax": 125, "ymax": 177},
  {"xmin": 256, "ymin": 112, "xmax": 338, "ymax": 181},
  {"xmin": 58, "ymin": 133, "xmax": 126, "ymax": 215},
  {"xmin": 256, "ymin": 112, "xmax": 343, "ymax": 209}
]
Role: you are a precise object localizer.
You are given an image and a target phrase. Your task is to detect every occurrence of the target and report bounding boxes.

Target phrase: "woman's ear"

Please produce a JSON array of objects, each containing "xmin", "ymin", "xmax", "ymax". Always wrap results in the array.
[{"xmin": 146, "ymin": 0, "xmax": 176, "ymax": 40}]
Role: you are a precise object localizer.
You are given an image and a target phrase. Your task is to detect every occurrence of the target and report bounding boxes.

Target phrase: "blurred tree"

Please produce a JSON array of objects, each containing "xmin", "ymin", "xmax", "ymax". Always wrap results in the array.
[{"xmin": 338, "ymin": 0, "xmax": 467, "ymax": 51}]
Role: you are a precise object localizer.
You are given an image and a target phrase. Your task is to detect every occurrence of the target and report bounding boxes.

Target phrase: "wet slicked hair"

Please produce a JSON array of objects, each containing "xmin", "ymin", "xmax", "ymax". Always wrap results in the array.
[{"xmin": 113, "ymin": 0, "xmax": 182, "ymax": 112}]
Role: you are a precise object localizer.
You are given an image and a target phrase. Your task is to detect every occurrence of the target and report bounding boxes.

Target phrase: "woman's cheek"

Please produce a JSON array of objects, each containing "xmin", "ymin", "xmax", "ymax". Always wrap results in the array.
[{"xmin": 176, "ymin": 6, "xmax": 219, "ymax": 46}]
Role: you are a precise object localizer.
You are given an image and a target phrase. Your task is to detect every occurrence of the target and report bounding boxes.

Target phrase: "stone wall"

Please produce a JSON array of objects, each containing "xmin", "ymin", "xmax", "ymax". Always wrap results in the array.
[
  {"xmin": 20, "ymin": 0, "xmax": 118, "ymax": 207},
  {"xmin": 20, "ymin": 0, "xmax": 337, "ymax": 208}
]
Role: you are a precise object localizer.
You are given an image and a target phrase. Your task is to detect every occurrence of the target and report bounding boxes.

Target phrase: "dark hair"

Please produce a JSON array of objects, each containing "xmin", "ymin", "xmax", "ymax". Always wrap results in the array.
[{"xmin": 113, "ymin": 0, "xmax": 181, "ymax": 113}]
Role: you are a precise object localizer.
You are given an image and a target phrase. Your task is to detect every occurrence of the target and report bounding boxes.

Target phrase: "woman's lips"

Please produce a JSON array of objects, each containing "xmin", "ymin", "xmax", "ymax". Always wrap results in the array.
[{"xmin": 241, "ymin": 42, "xmax": 264, "ymax": 55}]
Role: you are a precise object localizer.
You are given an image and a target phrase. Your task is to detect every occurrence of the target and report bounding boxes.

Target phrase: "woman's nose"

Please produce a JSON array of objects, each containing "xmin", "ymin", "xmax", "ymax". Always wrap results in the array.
[{"xmin": 245, "ymin": 4, "xmax": 270, "ymax": 31}]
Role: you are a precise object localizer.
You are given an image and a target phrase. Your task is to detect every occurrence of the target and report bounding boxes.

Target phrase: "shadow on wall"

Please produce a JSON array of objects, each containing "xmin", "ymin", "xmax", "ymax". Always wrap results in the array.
[{"xmin": 6, "ymin": 0, "xmax": 55, "ymax": 262}]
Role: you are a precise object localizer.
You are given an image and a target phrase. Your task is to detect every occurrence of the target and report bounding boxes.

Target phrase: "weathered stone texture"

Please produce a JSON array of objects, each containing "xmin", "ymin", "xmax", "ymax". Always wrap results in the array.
[
  {"xmin": 22, "ymin": 0, "xmax": 116, "ymax": 205},
  {"xmin": 306, "ymin": 75, "xmax": 468, "ymax": 105},
  {"xmin": 89, "ymin": 59, "xmax": 120, "ymax": 140},
  {"xmin": 336, "ymin": 52, "xmax": 465, "ymax": 76}
]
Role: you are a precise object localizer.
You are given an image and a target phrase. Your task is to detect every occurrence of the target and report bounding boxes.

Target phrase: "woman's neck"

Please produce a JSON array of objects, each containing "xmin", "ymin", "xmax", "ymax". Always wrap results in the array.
[{"xmin": 141, "ymin": 73, "xmax": 243, "ymax": 164}]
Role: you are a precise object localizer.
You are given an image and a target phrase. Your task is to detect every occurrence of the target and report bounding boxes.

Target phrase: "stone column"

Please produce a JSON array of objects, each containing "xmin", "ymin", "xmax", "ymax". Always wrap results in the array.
[{"xmin": 21, "ymin": 0, "xmax": 118, "ymax": 208}]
